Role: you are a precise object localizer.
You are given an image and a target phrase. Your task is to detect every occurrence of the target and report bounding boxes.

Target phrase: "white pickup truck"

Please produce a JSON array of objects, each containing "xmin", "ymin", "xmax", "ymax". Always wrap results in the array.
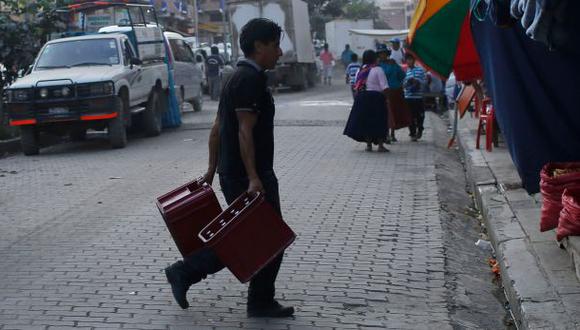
[{"xmin": 3, "ymin": 3, "xmax": 169, "ymax": 155}]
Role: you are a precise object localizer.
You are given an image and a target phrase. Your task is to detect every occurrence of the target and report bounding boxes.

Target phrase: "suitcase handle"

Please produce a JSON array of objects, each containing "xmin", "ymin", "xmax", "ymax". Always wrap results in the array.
[
  {"xmin": 156, "ymin": 177, "xmax": 206, "ymax": 208},
  {"xmin": 198, "ymin": 191, "xmax": 260, "ymax": 243}
]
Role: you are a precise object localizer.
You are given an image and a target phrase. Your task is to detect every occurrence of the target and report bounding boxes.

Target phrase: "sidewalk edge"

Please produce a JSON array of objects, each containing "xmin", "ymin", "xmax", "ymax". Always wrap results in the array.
[{"xmin": 452, "ymin": 112, "xmax": 575, "ymax": 329}]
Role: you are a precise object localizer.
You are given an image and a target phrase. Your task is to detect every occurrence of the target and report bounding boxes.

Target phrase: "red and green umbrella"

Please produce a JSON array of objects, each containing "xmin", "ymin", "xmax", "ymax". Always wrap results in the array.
[{"xmin": 406, "ymin": 0, "xmax": 482, "ymax": 81}]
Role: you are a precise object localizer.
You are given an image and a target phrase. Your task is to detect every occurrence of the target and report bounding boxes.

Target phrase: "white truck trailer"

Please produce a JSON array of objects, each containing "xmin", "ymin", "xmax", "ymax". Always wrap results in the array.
[
  {"xmin": 325, "ymin": 19, "xmax": 375, "ymax": 59},
  {"xmin": 228, "ymin": 0, "xmax": 317, "ymax": 90}
]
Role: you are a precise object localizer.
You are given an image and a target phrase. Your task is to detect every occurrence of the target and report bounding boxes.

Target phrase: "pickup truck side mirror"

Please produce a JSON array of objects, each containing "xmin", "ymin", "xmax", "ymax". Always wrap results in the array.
[{"xmin": 130, "ymin": 57, "xmax": 142, "ymax": 66}]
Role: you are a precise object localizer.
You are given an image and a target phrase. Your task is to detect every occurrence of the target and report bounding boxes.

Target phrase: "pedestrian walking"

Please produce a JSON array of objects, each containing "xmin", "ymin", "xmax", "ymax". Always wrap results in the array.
[
  {"xmin": 341, "ymin": 44, "xmax": 355, "ymax": 67},
  {"xmin": 389, "ymin": 38, "xmax": 405, "ymax": 65},
  {"xmin": 345, "ymin": 53, "xmax": 361, "ymax": 99},
  {"xmin": 206, "ymin": 46, "xmax": 224, "ymax": 101},
  {"xmin": 403, "ymin": 53, "xmax": 427, "ymax": 141},
  {"xmin": 164, "ymin": 18, "xmax": 295, "ymax": 318},
  {"xmin": 343, "ymin": 50, "xmax": 390, "ymax": 152},
  {"xmin": 319, "ymin": 43, "xmax": 335, "ymax": 85},
  {"xmin": 220, "ymin": 61, "xmax": 235, "ymax": 90},
  {"xmin": 377, "ymin": 45, "xmax": 411, "ymax": 143}
]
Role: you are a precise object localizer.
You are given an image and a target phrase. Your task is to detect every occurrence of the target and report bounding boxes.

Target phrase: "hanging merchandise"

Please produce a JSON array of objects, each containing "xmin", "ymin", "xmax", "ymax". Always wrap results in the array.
[
  {"xmin": 539, "ymin": 163, "xmax": 580, "ymax": 232},
  {"xmin": 472, "ymin": 0, "xmax": 516, "ymax": 27},
  {"xmin": 557, "ymin": 188, "xmax": 580, "ymax": 241},
  {"xmin": 470, "ymin": 11, "xmax": 580, "ymax": 193},
  {"xmin": 406, "ymin": 0, "xmax": 482, "ymax": 81},
  {"xmin": 509, "ymin": 0, "xmax": 580, "ymax": 55},
  {"xmin": 161, "ymin": 37, "xmax": 181, "ymax": 128}
]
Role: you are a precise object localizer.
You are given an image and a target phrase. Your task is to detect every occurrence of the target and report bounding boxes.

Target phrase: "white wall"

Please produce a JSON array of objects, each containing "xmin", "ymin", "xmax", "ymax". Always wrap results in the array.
[{"xmin": 325, "ymin": 19, "xmax": 375, "ymax": 59}]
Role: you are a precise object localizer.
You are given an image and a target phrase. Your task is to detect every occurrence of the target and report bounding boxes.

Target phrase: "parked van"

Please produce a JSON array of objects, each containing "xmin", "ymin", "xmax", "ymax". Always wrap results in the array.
[{"xmin": 164, "ymin": 32, "xmax": 204, "ymax": 112}]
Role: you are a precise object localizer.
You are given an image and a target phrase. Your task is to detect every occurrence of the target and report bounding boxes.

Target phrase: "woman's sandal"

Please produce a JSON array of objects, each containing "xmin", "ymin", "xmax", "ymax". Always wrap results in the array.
[{"xmin": 377, "ymin": 146, "xmax": 390, "ymax": 153}]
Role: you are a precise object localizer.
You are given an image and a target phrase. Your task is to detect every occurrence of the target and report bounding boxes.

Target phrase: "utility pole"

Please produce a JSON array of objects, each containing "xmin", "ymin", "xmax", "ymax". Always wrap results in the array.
[
  {"xmin": 220, "ymin": 0, "xmax": 232, "ymax": 61},
  {"xmin": 194, "ymin": 0, "xmax": 200, "ymax": 47}
]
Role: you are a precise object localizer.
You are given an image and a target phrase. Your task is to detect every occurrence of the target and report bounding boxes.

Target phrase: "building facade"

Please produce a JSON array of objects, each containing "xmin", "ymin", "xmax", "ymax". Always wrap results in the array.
[
  {"xmin": 195, "ymin": 0, "xmax": 228, "ymax": 45},
  {"xmin": 151, "ymin": 0, "xmax": 196, "ymax": 35}
]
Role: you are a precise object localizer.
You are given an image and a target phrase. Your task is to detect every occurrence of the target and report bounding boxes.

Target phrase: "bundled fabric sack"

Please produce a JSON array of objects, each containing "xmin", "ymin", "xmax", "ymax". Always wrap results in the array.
[
  {"xmin": 539, "ymin": 162, "xmax": 580, "ymax": 232},
  {"xmin": 557, "ymin": 188, "xmax": 580, "ymax": 241}
]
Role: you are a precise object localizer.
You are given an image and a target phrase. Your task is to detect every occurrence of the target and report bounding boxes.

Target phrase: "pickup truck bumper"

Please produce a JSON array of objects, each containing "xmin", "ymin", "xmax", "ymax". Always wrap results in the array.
[{"xmin": 7, "ymin": 96, "xmax": 118, "ymax": 126}]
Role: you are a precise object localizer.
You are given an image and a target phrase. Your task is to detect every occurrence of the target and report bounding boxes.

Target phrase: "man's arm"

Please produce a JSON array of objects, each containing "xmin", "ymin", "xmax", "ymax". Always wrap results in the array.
[
  {"xmin": 236, "ymin": 111, "xmax": 264, "ymax": 193},
  {"xmin": 202, "ymin": 114, "xmax": 220, "ymax": 185}
]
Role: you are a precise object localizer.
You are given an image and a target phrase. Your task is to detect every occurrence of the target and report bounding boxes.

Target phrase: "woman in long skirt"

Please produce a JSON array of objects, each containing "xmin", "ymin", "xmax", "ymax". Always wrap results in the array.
[
  {"xmin": 377, "ymin": 45, "xmax": 412, "ymax": 142},
  {"xmin": 343, "ymin": 50, "xmax": 390, "ymax": 152}
]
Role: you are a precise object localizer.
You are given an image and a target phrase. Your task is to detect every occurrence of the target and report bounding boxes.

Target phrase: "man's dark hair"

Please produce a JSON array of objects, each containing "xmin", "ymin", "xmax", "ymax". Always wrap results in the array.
[
  {"xmin": 404, "ymin": 52, "xmax": 415, "ymax": 60},
  {"xmin": 350, "ymin": 53, "xmax": 358, "ymax": 62},
  {"xmin": 345, "ymin": 44, "xmax": 350, "ymax": 49},
  {"xmin": 362, "ymin": 50, "xmax": 377, "ymax": 65},
  {"xmin": 240, "ymin": 18, "xmax": 282, "ymax": 57},
  {"xmin": 324, "ymin": 43, "xmax": 329, "ymax": 50},
  {"xmin": 211, "ymin": 46, "xmax": 219, "ymax": 55}
]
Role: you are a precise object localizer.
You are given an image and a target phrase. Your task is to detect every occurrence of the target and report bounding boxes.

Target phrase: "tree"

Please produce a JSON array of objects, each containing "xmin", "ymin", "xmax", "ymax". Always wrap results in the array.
[
  {"xmin": 343, "ymin": 0, "xmax": 379, "ymax": 20},
  {"xmin": 304, "ymin": 0, "xmax": 347, "ymax": 39},
  {"xmin": 0, "ymin": 0, "xmax": 67, "ymax": 138},
  {"xmin": 304, "ymin": 0, "xmax": 381, "ymax": 39},
  {"xmin": 0, "ymin": 0, "xmax": 67, "ymax": 69}
]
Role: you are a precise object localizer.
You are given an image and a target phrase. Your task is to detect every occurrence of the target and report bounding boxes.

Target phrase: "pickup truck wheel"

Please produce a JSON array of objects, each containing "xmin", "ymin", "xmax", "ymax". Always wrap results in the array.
[
  {"xmin": 142, "ymin": 89, "xmax": 163, "ymax": 137},
  {"xmin": 69, "ymin": 128, "xmax": 87, "ymax": 141},
  {"xmin": 20, "ymin": 126, "xmax": 40, "ymax": 156},
  {"xmin": 108, "ymin": 98, "xmax": 127, "ymax": 149}
]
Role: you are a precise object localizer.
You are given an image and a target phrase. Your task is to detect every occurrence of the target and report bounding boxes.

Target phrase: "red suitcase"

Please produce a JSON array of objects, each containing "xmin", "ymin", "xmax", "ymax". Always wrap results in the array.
[
  {"xmin": 198, "ymin": 192, "xmax": 296, "ymax": 283},
  {"xmin": 156, "ymin": 179, "xmax": 223, "ymax": 257}
]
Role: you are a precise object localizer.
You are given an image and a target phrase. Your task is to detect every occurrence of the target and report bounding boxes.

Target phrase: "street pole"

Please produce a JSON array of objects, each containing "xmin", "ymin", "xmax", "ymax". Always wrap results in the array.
[
  {"xmin": 194, "ymin": 0, "xmax": 200, "ymax": 47},
  {"xmin": 221, "ymin": 8, "xmax": 229, "ymax": 61}
]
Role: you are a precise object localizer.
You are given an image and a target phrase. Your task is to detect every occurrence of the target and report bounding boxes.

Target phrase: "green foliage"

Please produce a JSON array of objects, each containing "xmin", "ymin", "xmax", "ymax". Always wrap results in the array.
[
  {"xmin": 0, "ymin": 0, "xmax": 67, "ymax": 68},
  {"xmin": 304, "ymin": 0, "xmax": 380, "ymax": 39},
  {"xmin": 343, "ymin": 0, "xmax": 379, "ymax": 20}
]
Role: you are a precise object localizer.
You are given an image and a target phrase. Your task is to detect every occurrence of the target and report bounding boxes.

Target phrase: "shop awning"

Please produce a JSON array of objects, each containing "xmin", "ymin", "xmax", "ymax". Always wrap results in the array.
[{"xmin": 348, "ymin": 29, "xmax": 409, "ymax": 38}]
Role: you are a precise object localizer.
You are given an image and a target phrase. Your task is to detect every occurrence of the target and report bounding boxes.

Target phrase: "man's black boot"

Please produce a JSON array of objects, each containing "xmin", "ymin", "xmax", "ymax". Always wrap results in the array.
[
  {"xmin": 247, "ymin": 300, "xmax": 295, "ymax": 318},
  {"xmin": 165, "ymin": 261, "xmax": 191, "ymax": 309}
]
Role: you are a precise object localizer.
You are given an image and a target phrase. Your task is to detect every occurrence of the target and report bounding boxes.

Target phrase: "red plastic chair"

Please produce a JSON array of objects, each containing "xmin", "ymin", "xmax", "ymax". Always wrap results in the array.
[
  {"xmin": 473, "ymin": 93, "xmax": 483, "ymax": 118},
  {"xmin": 476, "ymin": 98, "xmax": 495, "ymax": 152}
]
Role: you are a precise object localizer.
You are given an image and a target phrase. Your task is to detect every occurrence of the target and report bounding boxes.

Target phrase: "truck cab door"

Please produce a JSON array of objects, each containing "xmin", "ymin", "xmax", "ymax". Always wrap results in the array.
[{"xmin": 122, "ymin": 39, "xmax": 147, "ymax": 105}]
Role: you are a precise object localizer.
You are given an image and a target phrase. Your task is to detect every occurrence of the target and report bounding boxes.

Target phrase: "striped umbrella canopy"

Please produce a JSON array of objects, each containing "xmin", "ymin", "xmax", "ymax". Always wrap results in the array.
[{"xmin": 406, "ymin": 0, "xmax": 482, "ymax": 81}]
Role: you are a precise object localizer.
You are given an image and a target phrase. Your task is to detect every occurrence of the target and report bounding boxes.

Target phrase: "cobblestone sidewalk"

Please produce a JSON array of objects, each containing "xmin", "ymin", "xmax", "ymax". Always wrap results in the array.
[{"xmin": 0, "ymin": 111, "xmax": 460, "ymax": 329}]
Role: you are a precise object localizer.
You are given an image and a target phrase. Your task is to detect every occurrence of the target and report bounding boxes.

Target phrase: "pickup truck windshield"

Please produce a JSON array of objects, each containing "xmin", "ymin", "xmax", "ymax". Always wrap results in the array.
[{"xmin": 36, "ymin": 39, "xmax": 120, "ymax": 69}]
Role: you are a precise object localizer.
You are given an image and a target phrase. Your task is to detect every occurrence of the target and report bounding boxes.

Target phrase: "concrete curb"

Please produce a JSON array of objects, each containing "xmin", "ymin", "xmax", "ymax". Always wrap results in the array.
[
  {"xmin": 0, "ymin": 137, "xmax": 20, "ymax": 156},
  {"xmin": 561, "ymin": 237, "xmax": 580, "ymax": 282},
  {"xmin": 452, "ymin": 111, "xmax": 577, "ymax": 329}
]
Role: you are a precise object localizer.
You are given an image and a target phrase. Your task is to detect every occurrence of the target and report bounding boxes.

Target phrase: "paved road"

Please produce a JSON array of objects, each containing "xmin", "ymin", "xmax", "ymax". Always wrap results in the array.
[{"xmin": 0, "ymin": 84, "xmax": 507, "ymax": 329}]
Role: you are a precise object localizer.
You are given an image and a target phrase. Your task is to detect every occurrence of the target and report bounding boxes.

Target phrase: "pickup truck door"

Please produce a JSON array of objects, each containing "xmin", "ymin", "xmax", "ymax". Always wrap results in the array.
[{"xmin": 122, "ymin": 39, "xmax": 148, "ymax": 105}]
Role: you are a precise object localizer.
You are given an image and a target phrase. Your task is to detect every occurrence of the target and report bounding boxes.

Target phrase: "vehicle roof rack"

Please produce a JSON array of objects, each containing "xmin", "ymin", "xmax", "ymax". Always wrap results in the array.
[{"xmin": 55, "ymin": 1, "xmax": 153, "ymax": 14}]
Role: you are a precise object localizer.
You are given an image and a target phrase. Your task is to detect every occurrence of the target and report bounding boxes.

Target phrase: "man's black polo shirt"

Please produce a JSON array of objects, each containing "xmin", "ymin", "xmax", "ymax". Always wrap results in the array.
[{"xmin": 217, "ymin": 60, "xmax": 275, "ymax": 177}]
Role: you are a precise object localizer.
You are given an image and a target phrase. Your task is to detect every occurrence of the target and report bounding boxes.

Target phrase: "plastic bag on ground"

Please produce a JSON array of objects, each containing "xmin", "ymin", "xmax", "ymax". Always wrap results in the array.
[
  {"xmin": 539, "ymin": 162, "xmax": 580, "ymax": 232},
  {"xmin": 557, "ymin": 188, "xmax": 580, "ymax": 241}
]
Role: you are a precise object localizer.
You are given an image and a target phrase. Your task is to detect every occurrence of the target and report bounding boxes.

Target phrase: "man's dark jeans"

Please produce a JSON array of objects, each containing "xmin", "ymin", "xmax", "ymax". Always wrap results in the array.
[
  {"xmin": 407, "ymin": 98, "xmax": 425, "ymax": 136},
  {"xmin": 208, "ymin": 76, "xmax": 221, "ymax": 101},
  {"xmin": 181, "ymin": 171, "xmax": 284, "ymax": 306}
]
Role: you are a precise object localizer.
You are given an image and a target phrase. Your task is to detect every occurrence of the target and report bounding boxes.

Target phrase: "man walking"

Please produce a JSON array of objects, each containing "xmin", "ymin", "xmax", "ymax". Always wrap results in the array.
[
  {"xmin": 319, "ymin": 43, "xmax": 335, "ymax": 85},
  {"xmin": 345, "ymin": 53, "xmax": 361, "ymax": 99},
  {"xmin": 341, "ymin": 44, "xmax": 355, "ymax": 68},
  {"xmin": 403, "ymin": 53, "xmax": 426, "ymax": 141},
  {"xmin": 390, "ymin": 38, "xmax": 405, "ymax": 65},
  {"xmin": 164, "ymin": 18, "xmax": 294, "ymax": 318},
  {"xmin": 206, "ymin": 46, "xmax": 224, "ymax": 101}
]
